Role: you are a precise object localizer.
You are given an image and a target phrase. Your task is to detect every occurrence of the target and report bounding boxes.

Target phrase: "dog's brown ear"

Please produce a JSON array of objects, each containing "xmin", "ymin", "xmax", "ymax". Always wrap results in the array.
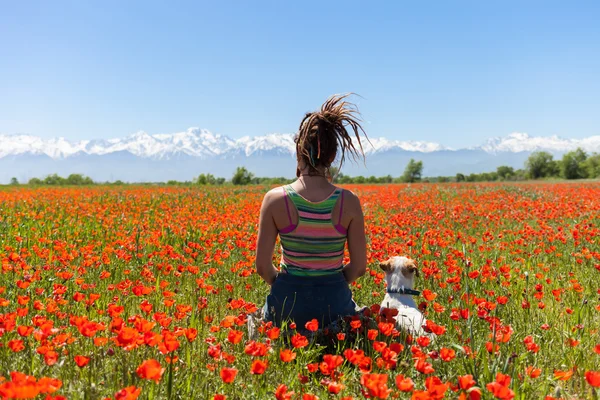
[
  {"xmin": 379, "ymin": 259, "xmax": 393, "ymax": 272},
  {"xmin": 407, "ymin": 259, "xmax": 419, "ymax": 277}
]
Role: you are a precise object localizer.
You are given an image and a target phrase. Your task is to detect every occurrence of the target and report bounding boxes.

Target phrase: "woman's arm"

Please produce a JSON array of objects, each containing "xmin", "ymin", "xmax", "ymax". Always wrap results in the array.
[
  {"xmin": 255, "ymin": 190, "xmax": 280, "ymax": 285},
  {"xmin": 343, "ymin": 192, "xmax": 367, "ymax": 284}
]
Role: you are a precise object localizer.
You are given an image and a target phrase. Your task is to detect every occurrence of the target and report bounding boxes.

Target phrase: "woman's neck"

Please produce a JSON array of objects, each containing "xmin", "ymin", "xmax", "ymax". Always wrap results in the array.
[{"xmin": 297, "ymin": 173, "xmax": 332, "ymax": 189}]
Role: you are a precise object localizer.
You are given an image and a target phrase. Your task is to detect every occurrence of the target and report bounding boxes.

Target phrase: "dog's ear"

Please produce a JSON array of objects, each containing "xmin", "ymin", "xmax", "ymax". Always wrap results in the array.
[
  {"xmin": 407, "ymin": 259, "xmax": 419, "ymax": 277},
  {"xmin": 379, "ymin": 259, "xmax": 393, "ymax": 273}
]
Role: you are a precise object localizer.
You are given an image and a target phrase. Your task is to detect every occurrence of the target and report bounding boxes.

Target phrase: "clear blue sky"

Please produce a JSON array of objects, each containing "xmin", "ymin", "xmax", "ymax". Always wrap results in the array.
[{"xmin": 1, "ymin": 0, "xmax": 599, "ymax": 147}]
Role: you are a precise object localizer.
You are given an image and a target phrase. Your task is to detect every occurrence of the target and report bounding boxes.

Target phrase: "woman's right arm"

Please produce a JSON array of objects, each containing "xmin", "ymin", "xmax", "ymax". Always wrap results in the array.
[
  {"xmin": 255, "ymin": 190, "xmax": 280, "ymax": 285},
  {"xmin": 343, "ymin": 192, "xmax": 367, "ymax": 284}
]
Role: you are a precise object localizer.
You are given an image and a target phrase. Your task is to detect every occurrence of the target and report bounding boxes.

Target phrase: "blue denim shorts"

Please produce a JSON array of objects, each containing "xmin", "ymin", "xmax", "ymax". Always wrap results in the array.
[{"xmin": 263, "ymin": 272, "xmax": 359, "ymax": 330}]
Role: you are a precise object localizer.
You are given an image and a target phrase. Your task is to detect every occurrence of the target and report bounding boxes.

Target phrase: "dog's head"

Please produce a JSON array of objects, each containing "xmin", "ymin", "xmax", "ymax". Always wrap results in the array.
[{"xmin": 379, "ymin": 256, "xmax": 419, "ymax": 292}]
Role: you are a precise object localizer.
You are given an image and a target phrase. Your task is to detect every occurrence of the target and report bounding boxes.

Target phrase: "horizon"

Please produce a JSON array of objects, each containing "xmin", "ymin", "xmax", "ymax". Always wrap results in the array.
[
  {"xmin": 3, "ymin": 127, "xmax": 600, "ymax": 151},
  {"xmin": 1, "ymin": 1, "xmax": 599, "ymax": 148}
]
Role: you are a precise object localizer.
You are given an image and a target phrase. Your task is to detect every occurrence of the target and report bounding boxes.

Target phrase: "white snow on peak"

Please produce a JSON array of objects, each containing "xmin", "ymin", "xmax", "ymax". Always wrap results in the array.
[
  {"xmin": 235, "ymin": 133, "xmax": 296, "ymax": 156},
  {"xmin": 479, "ymin": 132, "xmax": 600, "ymax": 154},
  {"xmin": 0, "ymin": 134, "xmax": 90, "ymax": 158},
  {"xmin": 365, "ymin": 137, "xmax": 449, "ymax": 154},
  {"xmin": 1, "ymin": 129, "xmax": 599, "ymax": 160},
  {"xmin": 153, "ymin": 127, "xmax": 236, "ymax": 156}
]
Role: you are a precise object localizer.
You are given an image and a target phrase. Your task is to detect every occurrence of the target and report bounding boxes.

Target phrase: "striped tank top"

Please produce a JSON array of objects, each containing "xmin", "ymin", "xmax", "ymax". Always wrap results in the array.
[{"xmin": 279, "ymin": 184, "xmax": 347, "ymax": 276}]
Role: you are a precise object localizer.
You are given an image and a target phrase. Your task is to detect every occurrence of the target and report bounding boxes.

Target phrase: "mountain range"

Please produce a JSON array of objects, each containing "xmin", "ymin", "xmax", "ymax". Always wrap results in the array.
[{"xmin": 1, "ymin": 128, "xmax": 599, "ymax": 183}]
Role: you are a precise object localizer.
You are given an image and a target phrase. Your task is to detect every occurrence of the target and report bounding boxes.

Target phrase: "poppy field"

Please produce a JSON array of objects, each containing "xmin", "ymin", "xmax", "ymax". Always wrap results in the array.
[{"xmin": 0, "ymin": 182, "xmax": 599, "ymax": 400}]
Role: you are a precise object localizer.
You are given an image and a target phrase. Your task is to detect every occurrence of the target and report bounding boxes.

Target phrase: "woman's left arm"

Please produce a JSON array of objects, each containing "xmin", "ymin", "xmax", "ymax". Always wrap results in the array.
[{"xmin": 255, "ymin": 190, "xmax": 280, "ymax": 285}]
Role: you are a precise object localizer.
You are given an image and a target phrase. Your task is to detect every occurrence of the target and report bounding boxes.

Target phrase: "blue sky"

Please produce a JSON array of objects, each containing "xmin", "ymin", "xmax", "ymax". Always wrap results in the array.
[{"xmin": 1, "ymin": 0, "xmax": 599, "ymax": 147}]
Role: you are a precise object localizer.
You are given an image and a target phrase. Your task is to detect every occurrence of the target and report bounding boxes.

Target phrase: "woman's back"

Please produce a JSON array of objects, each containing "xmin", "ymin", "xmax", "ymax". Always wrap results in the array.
[{"xmin": 279, "ymin": 184, "xmax": 347, "ymax": 275}]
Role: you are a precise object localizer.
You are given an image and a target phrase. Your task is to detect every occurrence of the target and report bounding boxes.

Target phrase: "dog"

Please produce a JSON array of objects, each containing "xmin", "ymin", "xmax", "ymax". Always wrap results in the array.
[{"xmin": 379, "ymin": 256, "xmax": 432, "ymax": 339}]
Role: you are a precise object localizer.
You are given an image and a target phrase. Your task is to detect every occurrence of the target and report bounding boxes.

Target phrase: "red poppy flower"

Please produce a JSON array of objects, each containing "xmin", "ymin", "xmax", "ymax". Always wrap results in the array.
[
  {"xmin": 319, "ymin": 354, "xmax": 343, "ymax": 376},
  {"xmin": 326, "ymin": 381, "xmax": 344, "ymax": 394},
  {"xmin": 486, "ymin": 373, "xmax": 514, "ymax": 400},
  {"xmin": 8, "ymin": 340, "xmax": 25, "ymax": 352},
  {"xmin": 291, "ymin": 333, "xmax": 308, "ymax": 348},
  {"xmin": 424, "ymin": 376, "xmax": 449, "ymax": 399},
  {"xmin": 275, "ymin": 384, "xmax": 294, "ymax": 400},
  {"xmin": 220, "ymin": 367, "xmax": 238, "ymax": 384},
  {"xmin": 553, "ymin": 369, "xmax": 573, "ymax": 381},
  {"xmin": 74, "ymin": 355, "xmax": 91, "ymax": 368},
  {"xmin": 395, "ymin": 374, "xmax": 414, "ymax": 392},
  {"xmin": 17, "ymin": 325, "xmax": 34, "ymax": 337},
  {"xmin": 280, "ymin": 348, "xmax": 296, "ymax": 363},
  {"xmin": 373, "ymin": 341, "xmax": 387, "ymax": 352},
  {"xmin": 266, "ymin": 327, "xmax": 280, "ymax": 339},
  {"xmin": 585, "ymin": 371, "xmax": 600, "ymax": 388},
  {"xmin": 250, "ymin": 359, "xmax": 268, "ymax": 375},
  {"xmin": 361, "ymin": 373, "xmax": 391, "ymax": 399},
  {"xmin": 136, "ymin": 359, "xmax": 164, "ymax": 383},
  {"xmin": 227, "ymin": 329, "xmax": 243, "ymax": 345},
  {"xmin": 115, "ymin": 386, "xmax": 142, "ymax": 400},
  {"xmin": 305, "ymin": 319, "xmax": 319, "ymax": 332},
  {"xmin": 458, "ymin": 374, "xmax": 476, "ymax": 390},
  {"xmin": 439, "ymin": 347, "xmax": 456, "ymax": 362}
]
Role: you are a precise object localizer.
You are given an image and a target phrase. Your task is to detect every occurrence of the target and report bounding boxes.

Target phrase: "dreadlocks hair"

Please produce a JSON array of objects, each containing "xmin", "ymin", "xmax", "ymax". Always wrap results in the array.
[{"xmin": 294, "ymin": 93, "xmax": 368, "ymax": 179}]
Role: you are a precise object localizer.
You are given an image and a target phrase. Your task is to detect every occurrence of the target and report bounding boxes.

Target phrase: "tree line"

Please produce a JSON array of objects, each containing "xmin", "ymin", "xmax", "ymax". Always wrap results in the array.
[
  {"xmin": 452, "ymin": 148, "xmax": 599, "ymax": 183},
  {"xmin": 10, "ymin": 174, "xmax": 96, "ymax": 186},
  {"xmin": 6, "ymin": 148, "xmax": 599, "ymax": 186}
]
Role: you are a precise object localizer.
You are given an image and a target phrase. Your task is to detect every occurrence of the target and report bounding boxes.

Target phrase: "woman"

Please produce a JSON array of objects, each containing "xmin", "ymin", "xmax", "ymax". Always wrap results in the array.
[{"xmin": 255, "ymin": 94, "xmax": 368, "ymax": 330}]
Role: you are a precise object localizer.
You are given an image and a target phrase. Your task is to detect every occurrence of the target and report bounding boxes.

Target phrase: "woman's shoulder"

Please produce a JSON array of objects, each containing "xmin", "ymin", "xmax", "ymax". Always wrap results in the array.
[
  {"xmin": 335, "ymin": 186, "xmax": 359, "ymax": 202},
  {"xmin": 261, "ymin": 185, "xmax": 289, "ymax": 205}
]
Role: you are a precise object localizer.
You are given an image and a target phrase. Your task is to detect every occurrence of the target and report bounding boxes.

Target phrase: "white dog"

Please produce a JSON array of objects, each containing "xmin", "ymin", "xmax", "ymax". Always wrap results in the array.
[{"xmin": 379, "ymin": 256, "xmax": 432, "ymax": 339}]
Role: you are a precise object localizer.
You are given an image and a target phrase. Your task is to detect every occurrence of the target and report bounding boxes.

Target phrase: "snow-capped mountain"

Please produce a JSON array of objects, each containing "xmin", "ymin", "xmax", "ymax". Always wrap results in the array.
[
  {"xmin": 478, "ymin": 132, "xmax": 600, "ymax": 154},
  {"xmin": 1, "ymin": 129, "xmax": 599, "ymax": 183},
  {"xmin": 2, "ymin": 129, "xmax": 599, "ymax": 161},
  {"xmin": 0, "ymin": 128, "xmax": 455, "ymax": 160}
]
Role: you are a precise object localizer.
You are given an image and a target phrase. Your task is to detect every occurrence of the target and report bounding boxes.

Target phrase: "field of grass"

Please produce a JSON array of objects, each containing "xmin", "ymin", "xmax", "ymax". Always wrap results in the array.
[{"xmin": 0, "ymin": 183, "xmax": 599, "ymax": 399}]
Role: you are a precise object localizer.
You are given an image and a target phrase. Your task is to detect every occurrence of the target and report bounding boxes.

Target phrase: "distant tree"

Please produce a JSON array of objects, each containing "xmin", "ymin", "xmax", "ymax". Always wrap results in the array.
[
  {"xmin": 332, "ymin": 171, "xmax": 344, "ymax": 184},
  {"xmin": 514, "ymin": 169, "xmax": 527, "ymax": 180},
  {"xmin": 197, "ymin": 174, "xmax": 219, "ymax": 185},
  {"xmin": 66, "ymin": 174, "xmax": 83, "ymax": 185},
  {"xmin": 216, "ymin": 177, "xmax": 226, "ymax": 185},
  {"xmin": 329, "ymin": 166, "xmax": 340, "ymax": 181},
  {"xmin": 401, "ymin": 159, "xmax": 423, "ymax": 183},
  {"xmin": 196, "ymin": 174, "xmax": 208, "ymax": 185},
  {"xmin": 560, "ymin": 148, "xmax": 588, "ymax": 179},
  {"xmin": 378, "ymin": 175, "xmax": 393, "ymax": 184},
  {"xmin": 583, "ymin": 153, "xmax": 600, "ymax": 179},
  {"xmin": 525, "ymin": 151, "xmax": 559, "ymax": 179},
  {"xmin": 206, "ymin": 174, "xmax": 217, "ymax": 185},
  {"xmin": 338, "ymin": 175, "xmax": 353, "ymax": 184},
  {"xmin": 496, "ymin": 166, "xmax": 515, "ymax": 181},
  {"xmin": 43, "ymin": 174, "xmax": 66, "ymax": 185},
  {"xmin": 354, "ymin": 176, "xmax": 366, "ymax": 184},
  {"xmin": 10, "ymin": 177, "xmax": 19, "ymax": 185},
  {"xmin": 28, "ymin": 177, "xmax": 42, "ymax": 185},
  {"xmin": 367, "ymin": 175, "xmax": 378, "ymax": 183},
  {"xmin": 232, "ymin": 167, "xmax": 254, "ymax": 185},
  {"xmin": 65, "ymin": 173, "xmax": 93, "ymax": 185},
  {"xmin": 456, "ymin": 173, "xmax": 465, "ymax": 182}
]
